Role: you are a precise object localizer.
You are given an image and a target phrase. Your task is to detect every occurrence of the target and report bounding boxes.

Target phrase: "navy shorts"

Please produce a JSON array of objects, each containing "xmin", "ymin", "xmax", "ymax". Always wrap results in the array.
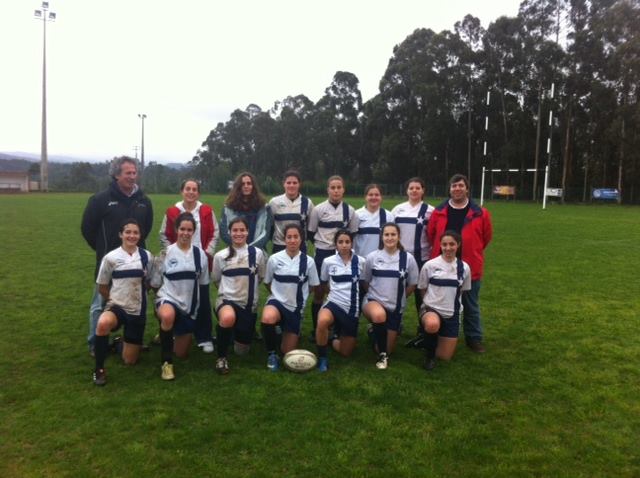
[
  {"xmin": 216, "ymin": 300, "xmax": 257, "ymax": 345},
  {"xmin": 104, "ymin": 304, "xmax": 146, "ymax": 345},
  {"xmin": 156, "ymin": 300, "xmax": 196, "ymax": 337},
  {"xmin": 314, "ymin": 248, "xmax": 335, "ymax": 275},
  {"xmin": 322, "ymin": 301, "xmax": 359, "ymax": 337},
  {"xmin": 266, "ymin": 299, "xmax": 303, "ymax": 335},
  {"xmin": 366, "ymin": 299, "xmax": 403, "ymax": 332},
  {"xmin": 420, "ymin": 305, "xmax": 459, "ymax": 338}
]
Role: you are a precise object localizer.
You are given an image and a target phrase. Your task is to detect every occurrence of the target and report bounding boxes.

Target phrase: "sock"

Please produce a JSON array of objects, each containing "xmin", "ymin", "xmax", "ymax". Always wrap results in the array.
[
  {"xmin": 317, "ymin": 344, "xmax": 328, "ymax": 358},
  {"xmin": 373, "ymin": 322, "xmax": 387, "ymax": 354},
  {"xmin": 425, "ymin": 333, "xmax": 438, "ymax": 359},
  {"xmin": 262, "ymin": 323, "xmax": 277, "ymax": 354},
  {"xmin": 95, "ymin": 335, "xmax": 109, "ymax": 370},
  {"xmin": 311, "ymin": 303, "xmax": 321, "ymax": 333},
  {"xmin": 216, "ymin": 325, "xmax": 231, "ymax": 358},
  {"xmin": 159, "ymin": 327, "xmax": 173, "ymax": 364}
]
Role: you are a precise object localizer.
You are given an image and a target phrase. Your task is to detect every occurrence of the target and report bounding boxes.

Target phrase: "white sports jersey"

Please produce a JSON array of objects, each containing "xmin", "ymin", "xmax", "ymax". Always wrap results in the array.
[
  {"xmin": 418, "ymin": 255, "xmax": 471, "ymax": 318},
  {"xmin": 307, "ymin": 200, "xmax": 358, "ymax": 250},
  {"xmin": 354, "ymin": 207, "xmax": 395, "ymax": 257},
  {"xmin": 391, "ymin": 201, "xmax": 434, "ymax": 261},
  {"xmin": 153, "ymin": 243, "xmax": 209, "ymax": 318},
  {"xmin": 320, "ymin": 251, "xmax": 365, "ymax": 315},
  {"xmin": 212, "ymin": 245, "xmax": 266, "ymax": 312},
  {"xmin": 159, "ymin": 200, "xmax": 219, "ymax": 256},
  {"xmin": 96, "ymin": 246, "xmax": 153, "ymax": 316},
  {"xmin": 362, "ymin": 249, "xmax": 419, "ymax": 314},
  {"xmin": 265, "ymin": 250, "xmax": 320, "ymax": 312},
  {"xmin": 269, "ymin": 194, "xmax": 314, "ymax": 246}
]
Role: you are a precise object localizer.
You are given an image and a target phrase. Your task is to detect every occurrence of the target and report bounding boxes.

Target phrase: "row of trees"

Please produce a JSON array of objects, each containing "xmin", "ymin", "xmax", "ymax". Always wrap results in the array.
[{"xmin": 191, "ymin": 0, "xmax": 640, "ymax": 203}]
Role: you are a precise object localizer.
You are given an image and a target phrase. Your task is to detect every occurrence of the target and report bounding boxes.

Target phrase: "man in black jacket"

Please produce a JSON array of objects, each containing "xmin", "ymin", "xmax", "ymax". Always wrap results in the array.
[{"xmin": 81, "ymin": 156, "xmax": 153, "ymax": 354}]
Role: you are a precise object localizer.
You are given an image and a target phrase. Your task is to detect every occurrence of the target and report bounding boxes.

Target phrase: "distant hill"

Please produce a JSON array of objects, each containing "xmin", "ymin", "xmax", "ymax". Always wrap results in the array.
[{"xmin": 0, "ymin": 157, "xmax": 35, "ymax": 172}]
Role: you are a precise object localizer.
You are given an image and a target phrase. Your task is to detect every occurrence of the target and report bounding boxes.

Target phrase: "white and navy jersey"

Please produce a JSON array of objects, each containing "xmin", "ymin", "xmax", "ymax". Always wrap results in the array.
[
  {"xmin": 307, "ymin": 200, "xmax": 358, "ymax": 251},
  {"xmin": 269, "ymin": 194, "xmax": 314, "ymax": 246},
  {"xmin": 265, "ymin": 250, "xmax": 320, "ymax": 313},
  {"xmin": 354, "ymin": 207, "xmax": 395, "ymax": 257},
  {"xmin": 321, "ymin": 251, "xmax": 365, "ymax": 316},
  {"xmin": 362, "ymin": 249, "xmax": 419, "ymax": 314},
  {"xmin": 418, "ymin": 255, "xmax": 471, "ymax": 319},
  {"xmin": 96, "ymin": 246, "xmax": 153, "ymax": 316},
  {"xmin": 212, "ymin": 245, "xmax": 266, "ymax": 312},
  {"xmin": 153, "ymin": 243, "xmax": 209, "ymax": 319},
  {"xmin": 391, "ymin": 201, "xmax": 434, "ymax": 262}
]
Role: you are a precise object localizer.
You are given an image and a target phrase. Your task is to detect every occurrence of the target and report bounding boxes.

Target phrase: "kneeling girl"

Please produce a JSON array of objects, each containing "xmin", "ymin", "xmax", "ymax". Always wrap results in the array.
[
  {"xmin": 261, "ymin": 223, "xmax": 320, "ymax": 371},
  {"xmin": 418, "ymin": 230, "xmax": 471, "ymax": 371},
  {"xmin": 152, "ymin": 212, "xmax": 209, "ymax": 380},
  {"xmin": 211, "ymin": 217, "xmax": 266, "ymax": 374}
]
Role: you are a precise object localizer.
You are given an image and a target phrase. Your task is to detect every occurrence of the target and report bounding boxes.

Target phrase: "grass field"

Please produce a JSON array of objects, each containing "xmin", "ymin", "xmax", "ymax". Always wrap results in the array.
[{"xmin": 1, "ymin": 193, "xmax": 639, "ymax": 477}]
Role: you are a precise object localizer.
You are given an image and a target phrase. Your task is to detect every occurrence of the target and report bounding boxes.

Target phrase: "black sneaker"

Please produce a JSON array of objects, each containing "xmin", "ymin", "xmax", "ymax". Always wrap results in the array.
[
  {"xmin": 93, "ymin": 368, "xmax": 106, "ymax": 386},
  {"xmin": 215, "ymin": 357, "xmax": 230, "ymax": 375},
  {"xmin": 423, "ymin": 357, "xmax": 437, "ymax": 371}
]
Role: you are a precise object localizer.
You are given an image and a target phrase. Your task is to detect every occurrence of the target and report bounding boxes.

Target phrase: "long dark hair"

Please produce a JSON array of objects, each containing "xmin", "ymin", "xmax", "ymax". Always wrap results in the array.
[{"xmin": 225, "ymin": 172, "xmax": 265, "ymax": 211}]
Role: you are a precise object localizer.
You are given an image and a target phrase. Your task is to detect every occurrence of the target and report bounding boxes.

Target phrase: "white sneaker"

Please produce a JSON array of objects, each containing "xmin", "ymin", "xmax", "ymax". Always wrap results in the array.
[
  {"xmin": 198, "ymin": 341, "xmax": 214, "ymax": 354},
  {"xmin": 375, "ymin": 353, "xmax": 388, "ymax": 370}
]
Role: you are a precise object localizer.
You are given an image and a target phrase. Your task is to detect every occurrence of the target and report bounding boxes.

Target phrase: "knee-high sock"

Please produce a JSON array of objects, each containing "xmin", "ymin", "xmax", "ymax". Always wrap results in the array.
[
  {"xmin": 262, "ymin": 324, "xmax": 277, "ymax": 354},
  {"xmin": 216, "ymin": 325, "xmax": 232, "ymax": 359},
  {"xmin": 373, "ymin": 323, "xmax": 387, "ymax": 354},
  {"xmin": 425, "ymin": 333, "xmax": 438, "ymax": 359},
  {"xmin": 94, "ymin": 335, "xmax": 109, "ymax": 370},
  {"xmin": 160, "ymin": 328, "xmax": 173, "ymax": 363}
]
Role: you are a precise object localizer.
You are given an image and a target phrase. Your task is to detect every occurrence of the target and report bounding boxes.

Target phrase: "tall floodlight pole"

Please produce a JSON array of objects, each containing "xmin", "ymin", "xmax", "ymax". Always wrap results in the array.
[
  {"xmin": 138, "ymin": 114, "xmax": 147, "ymax": 173},
  {"xmin": 34, "ymin": 2, "xmax": 56, "ymax": 192}
]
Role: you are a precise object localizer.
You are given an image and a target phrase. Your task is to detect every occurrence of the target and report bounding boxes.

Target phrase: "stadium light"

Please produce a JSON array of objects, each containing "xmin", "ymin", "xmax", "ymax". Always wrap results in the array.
[{"xmin": 34, "ymin": 1, "xmax": 56, "ymax": 192}]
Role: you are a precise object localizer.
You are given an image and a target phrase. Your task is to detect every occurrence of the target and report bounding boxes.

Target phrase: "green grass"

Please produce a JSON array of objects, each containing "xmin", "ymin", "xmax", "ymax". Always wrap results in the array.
[{"xmin": 1, "ymin": 194, "xmax": 639, "ymax": 477}]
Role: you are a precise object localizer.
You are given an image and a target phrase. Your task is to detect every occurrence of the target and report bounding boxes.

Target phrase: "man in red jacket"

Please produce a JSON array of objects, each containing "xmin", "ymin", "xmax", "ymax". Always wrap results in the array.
[{"xmin": 427, "ymin": 174, "xmax": 492, "ymax": 353}]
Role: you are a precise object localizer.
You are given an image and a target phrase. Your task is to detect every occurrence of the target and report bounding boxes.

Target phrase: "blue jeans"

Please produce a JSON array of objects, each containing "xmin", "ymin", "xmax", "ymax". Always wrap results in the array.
[
  {"xmin": 88, "ymin": 285, "xmax": 104, "ymax": 348},
  {"xmin": 461, "ymin": 279, "xmax": 483, "ymax": 342}
]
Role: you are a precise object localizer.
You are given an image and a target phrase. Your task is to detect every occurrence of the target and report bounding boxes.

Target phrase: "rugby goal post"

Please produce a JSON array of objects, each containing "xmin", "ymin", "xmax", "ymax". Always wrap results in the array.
[{"xmin": 480, "ymin": 166, "xmax": 553, "ymax": 209}]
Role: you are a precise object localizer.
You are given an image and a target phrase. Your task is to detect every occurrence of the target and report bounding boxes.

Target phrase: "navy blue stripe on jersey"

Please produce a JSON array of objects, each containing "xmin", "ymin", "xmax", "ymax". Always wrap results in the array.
[
  {"xmin": 358, "ymin": 227, "xmax": 380, "ymax": 235},
  {"xmin": 247, "ymin": 246, "xmax": 257, "ymax": 310},
  {"xmin": 379, "ymin": 208, "xmax": 387, "ymax": 224},
  {"xmin": 319, "ymin": 220, "xmax": 347, "ymax": 229},
  {"xmin": 331, "ymin": 274, "xmax": 354, "ymax": 283},
  {"xmin": 414, "ymin": 203, "xmax": 428, "ymax": 258},
  {"xmin": 274, "ymin": 213, "xmax": 301, "ymax": 221},
  {"xmin": 164, "ymin": 271, "xmax": 197, "ymax": 281},
  {"xmin": 428, "ymin": 278, "xmax": 460, "ymax": 287},
  {"xmin": 395, "ymin": 251, "xmax": 408, "ymax": 314},
  {"xmin": 349, "ymin": 254, "xmax": 360, "ymax": 317},
  {"xmin": 453, "ymin": 257, "xmax": 464, "ymax": 320},
  {"xmin": 112, "ymin": 269, "xmax": 144, "ymax": 279},
  {"xmin": 222, "ymin": 268, "xmax": 252, "ymax": 277},
  {"xmin": 394, "ymin": 217, "xmax": 419, "ymax": 224},
  {"xmin": 372, "ymin": 269, "xmax": 402, "ymax": 278},
  {"xmin": 273, "ymin": 274, "xmax": 308, "ymax": 284}
]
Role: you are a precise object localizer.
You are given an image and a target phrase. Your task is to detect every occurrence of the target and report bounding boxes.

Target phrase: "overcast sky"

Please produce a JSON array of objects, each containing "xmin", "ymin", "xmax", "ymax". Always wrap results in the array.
[{"xmin": 1, "ymin": 0, "xmax": 521, "ymax": 163}]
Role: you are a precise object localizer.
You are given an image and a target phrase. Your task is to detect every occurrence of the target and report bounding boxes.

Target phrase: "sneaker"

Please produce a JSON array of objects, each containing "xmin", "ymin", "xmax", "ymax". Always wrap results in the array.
[
  {"xmin": 93, "ymin": 368, "xmax": 106, "ymax": 386},
  {"xmin": 375, "ymin": 352, "xmax": 388, "ymax": 370},
  {"xmin": 423, "ymin": 357, "xmax": 437, "ymax": 371},
  {"xmin": 198, "ymin": 341, "xmax": 215, "ymax": 354},
  {"xmin": 466, "ymin": 340, "xmax": 486, "ymax": 354},
  {"xmin": 215, "ymin": 357, "xmax": 230, "ymax": 375},
  {"xmin": 161, "ymin": 361, "xmax": 175, "ymax": 381},
  {"xmin": 267, "ymin": 352, "xmax": 280, "ymax": 372},
  {"xmin": 317, "ymin": 357, "xmax": 328, "ymax": 373}
]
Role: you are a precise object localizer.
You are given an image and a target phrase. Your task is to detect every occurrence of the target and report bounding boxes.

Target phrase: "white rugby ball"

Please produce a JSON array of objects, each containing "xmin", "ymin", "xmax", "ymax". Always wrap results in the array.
[{"xmin": 283, "ymin": 349, "xmax": 317, "ymax": 373}]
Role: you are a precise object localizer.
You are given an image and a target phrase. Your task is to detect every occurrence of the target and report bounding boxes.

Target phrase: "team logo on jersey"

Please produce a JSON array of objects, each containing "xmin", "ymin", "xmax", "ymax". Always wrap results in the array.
[
  {"xmin": 168, "ymin": 258, "xmax": 179, "ymax": 268},
  {"xmin": 298, "ymin": 274, "xmax": 306, "ymax": 283},
  {"xmin": 330, "ymin": 266, "xmax": 338, "ymax": 275}
]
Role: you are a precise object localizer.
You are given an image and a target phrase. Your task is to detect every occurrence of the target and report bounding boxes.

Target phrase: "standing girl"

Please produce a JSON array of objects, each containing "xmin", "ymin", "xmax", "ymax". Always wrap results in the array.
[
  {"xmin": 307, "ymin": 175, "xmax": 358, "ymax": 340},
  {"xmin": 211, "ymin": 218, "xmax": 266, "ymax": 374},
  {"xmin": 362, "ymin": 223, "xmax": 419, "ymax": 369},
  {"xmin": 153, "ymin": 212, "xmax": 210, "ymax": 380},
  {"xmin": 92, "ymin": 219, "xmax": 153, "ymax": 386},
  {"xmin": 159, "ymin": 179, "xmax": 219, "ymax": 353},
  {"xmin": 354, "ymin": 184, "xmax": 394, "ymax": 258},
  {"xmin": 418, "ymin": 230, "xmax": 471, "ymax": 371},
  {"xmin": 316, "ymin": 230, "xmax": 365, "ymax": 372},
  {"xmin": 261, "ymin": 224, "xmax": 320, "ymax": 371}
]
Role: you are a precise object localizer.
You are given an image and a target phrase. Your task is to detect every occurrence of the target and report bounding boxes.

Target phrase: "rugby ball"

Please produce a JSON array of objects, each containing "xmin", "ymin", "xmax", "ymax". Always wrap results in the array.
[{"xmin": 283, "ymin": 349, "xmax": 318, "ymax": 373}]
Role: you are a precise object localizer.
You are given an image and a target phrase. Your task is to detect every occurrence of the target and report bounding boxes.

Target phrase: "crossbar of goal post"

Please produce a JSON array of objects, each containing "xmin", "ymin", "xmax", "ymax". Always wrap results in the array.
[{"xmin": 479, "ymin": 167, "xmax": 543, "ymax": 207}]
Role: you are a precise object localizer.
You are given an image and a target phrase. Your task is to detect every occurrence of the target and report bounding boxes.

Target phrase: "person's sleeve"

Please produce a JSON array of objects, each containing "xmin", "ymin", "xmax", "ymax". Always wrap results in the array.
[
  {"xmin": 426, "ymin": 212, "xmax": 437, "ymax": 249},
  {"xmin": 348, "ymin": 206, "xmax": 359, "ymax": 233},
  {"xmin": 462, "ymin": 263, "xmax": 472, "ymax": 291},
  {"xmin": 96, "ymin": 255, "xmax": 112, "ymax": 285},
  {"xmin": 219, "ymin": 207, "xmax": 231, "ymax": 246},
  {"xmin": 361, "ymin": 254, "xmax": 372, "ymax": 283},
  {"xmin": 209, "ymin": 209, "xmax": 220, "ymax": 254},
  {"xmin": 81, "ymin": 196, "xmax": 99, "ymax": 250},
  {"xmin": 407, "ymin": 255, "xmax": 419, "ymax": 286},
  {"xmin": 307, "ymin": 207, "xmax": 318, "ymax": 233},
  {"xmin": 320, "ymin": 259, "xmax": 329, "ymax": 283},
  {"xmin": 307, "ymin": 258, "xmax": 320, "ymax": 287},
  {"xmin": 264, "ymin": 256, "xmax": 274, "ymax": 285},
  {"xmin": 257, "ymin": 250, "xmax": 267, "ymax": 281},
  {"xmin": 159, "ymin": 214, "xmax": 170, "ymax": 251},
  {"xmin": 211, "ymin": 251, "xmax": 224, "ymax": 285},
  {"xmin": 482, "ymin": 210, "xmax": 493, "ymax": 249},
  {"xmin": 417, "ymin": 263, "xmax": 428, "ymax": 290},
  {"xmin": 198, "ymin": 249, "xmax": 210, "ymax": 285}
]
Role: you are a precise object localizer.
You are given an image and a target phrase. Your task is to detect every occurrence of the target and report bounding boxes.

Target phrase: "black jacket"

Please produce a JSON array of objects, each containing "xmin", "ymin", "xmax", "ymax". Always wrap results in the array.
[{"xmin": 81, "ymin": 181, "xmax": 153, "ymax": 277}]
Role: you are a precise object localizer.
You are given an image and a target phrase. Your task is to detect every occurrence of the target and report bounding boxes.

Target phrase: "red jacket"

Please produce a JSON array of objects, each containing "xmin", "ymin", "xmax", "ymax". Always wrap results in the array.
[
  {"xmin": 427, "ymin": 200, "xmax": 492, "ymax": 281},
  {"xmin": 164, "ymin": 204, "xmax": 216, "ymax": 271}
]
